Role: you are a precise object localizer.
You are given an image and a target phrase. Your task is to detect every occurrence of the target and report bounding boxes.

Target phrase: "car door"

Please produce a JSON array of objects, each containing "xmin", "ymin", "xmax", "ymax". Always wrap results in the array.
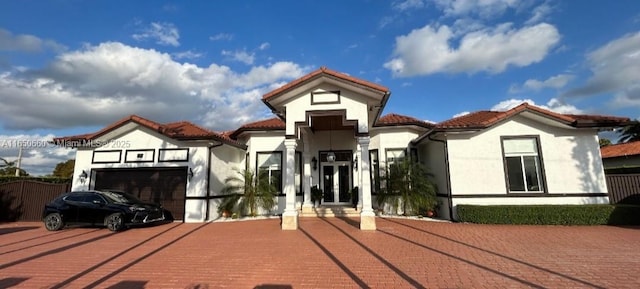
[
  {"xmin": 61, "ymin": 193, "xmax": 84, "ymax": 224},
  {"xmin": 83, "ymin": 193, "xmax": 111, "ymax": 225}
]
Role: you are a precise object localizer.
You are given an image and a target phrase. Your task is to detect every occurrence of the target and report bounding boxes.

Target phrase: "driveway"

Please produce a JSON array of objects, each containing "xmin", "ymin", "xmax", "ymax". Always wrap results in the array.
[{"xmin": 0, "ymin": 217, "xmax": 639, "ymax": 288}]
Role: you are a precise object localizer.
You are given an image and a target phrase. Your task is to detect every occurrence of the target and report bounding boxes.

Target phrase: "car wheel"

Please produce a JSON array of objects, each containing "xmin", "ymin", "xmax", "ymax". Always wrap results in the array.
[
  {"xmin": 44, "ymin": 213, "xmax": 64, "ymax": 231},
  {"xmin": 105, "ymin": 213, "xmax": 124, "ymax": 232}
]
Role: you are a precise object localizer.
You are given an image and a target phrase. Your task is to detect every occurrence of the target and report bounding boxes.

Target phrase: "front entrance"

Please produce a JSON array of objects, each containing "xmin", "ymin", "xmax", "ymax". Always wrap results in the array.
[{"xmin": 322, "ymin": 162, "xmax": 352, "ymax": 204}]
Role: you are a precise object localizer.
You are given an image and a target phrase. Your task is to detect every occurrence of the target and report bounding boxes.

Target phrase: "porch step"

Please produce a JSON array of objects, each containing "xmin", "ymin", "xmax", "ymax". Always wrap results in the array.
[{"xmin": 300, "ymin": 205, "xmax": 360, "ymax": 217}]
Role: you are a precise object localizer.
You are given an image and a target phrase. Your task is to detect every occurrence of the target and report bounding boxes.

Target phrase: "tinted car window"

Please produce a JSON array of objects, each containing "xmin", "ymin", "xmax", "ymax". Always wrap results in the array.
[
  {"xmin": 101, "ymin": 191, "xmax": 137, "ymax": 204},
  {"xmin": 64, "ymin": 194, "xmax": 84, "ymax": 202},
  {"xmin": 85, "ymin": 194, "xmax": 106, "ymax": 204}
]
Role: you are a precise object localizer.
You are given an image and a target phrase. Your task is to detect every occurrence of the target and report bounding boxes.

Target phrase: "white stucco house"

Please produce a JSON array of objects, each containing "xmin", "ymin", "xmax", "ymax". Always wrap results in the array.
[{"xmin": 54, "ymin": 67, "xmax": 630, "ymax": 230}]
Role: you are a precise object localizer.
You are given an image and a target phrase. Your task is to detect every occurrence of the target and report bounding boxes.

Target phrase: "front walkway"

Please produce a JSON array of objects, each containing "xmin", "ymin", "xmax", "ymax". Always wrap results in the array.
[{"xmin": 1, "ymin": 218, "xmax": 639, "ymax": 288}]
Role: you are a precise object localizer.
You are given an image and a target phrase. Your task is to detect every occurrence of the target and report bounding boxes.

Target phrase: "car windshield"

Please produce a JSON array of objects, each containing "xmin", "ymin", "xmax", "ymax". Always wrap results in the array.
[{"xmin": 101, "ymin": 191, "xmax": 140, "ymax": 204}]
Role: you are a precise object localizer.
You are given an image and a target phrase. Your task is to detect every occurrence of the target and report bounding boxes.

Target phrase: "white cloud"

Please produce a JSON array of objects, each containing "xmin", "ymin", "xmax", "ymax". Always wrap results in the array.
[
  {"xmin": 509, "ymin": 74, "xmax": 574, "ymax": 93},
  {"xmin": 0, "ymin": 42, "xmax": 306, "ymax": 131},
  {"xmin": 393, "ymin": 0, "xmax": 427, "ymax": 11},
  {"xmin": 0, "ymin": 134, "xmax": 74, "ymax": 176},
  {"xmin": 453, "ymin": 111, "xmax": 470, "ymax": 118},
  {"xmin": 384, "ymin": 22, "xmax": 560, "ymax": 77},
  {"xmin": 209, "ymin": 33, "xmax": 234, "ymax": 41},
  {"xmin": 132, "ymin": 22, "xmax": 180, "ymax": 46},
  {"xmin": 172, "ymin": 50, "xmax": 204, "ymax": 60},
  {"xmin": 0, "ymin": 28, "xmax": 66, "ymax": 53},
  {"xmin": 221, "ymin": 49, "xmax": 255, "ymax": 65},
  {"xmin": 431, "ymin": 0, "xmax": 522, "ymax": 18},
  {"xmin": 526, "ymin": 2, "xmax": 553, "ymax": 25},
  {"xmin": 258, "ymin": 42, "xmax": 270, "ymax": 50},
  {"xmin": 490, "ymin": 98, "xmax": 583, "ymax": 114},
  {"xmin": 564, "ymin": 31, "xmax": 640, "ymax": 109}
]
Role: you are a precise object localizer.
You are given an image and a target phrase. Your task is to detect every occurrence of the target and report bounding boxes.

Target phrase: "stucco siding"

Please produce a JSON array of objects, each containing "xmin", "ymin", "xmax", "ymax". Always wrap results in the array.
[
  {"xmin": 447, "ymin": 115, "xmax": 608, "ymax": 196},
  {"xmin": 285, "ymin": 85, "xmax": 371, "ymax": 134}
]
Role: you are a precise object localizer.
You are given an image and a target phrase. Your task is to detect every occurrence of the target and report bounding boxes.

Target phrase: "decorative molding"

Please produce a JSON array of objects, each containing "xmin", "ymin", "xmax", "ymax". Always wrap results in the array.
[
  {"xmin": 311, "ymin": 90, "xmax": 340, "ymax": 105},
  {"xmin": 158, "ymin": 148, "xmax": 189, "ymax": 162},
  {"xmin": 92, "ymin": 150, "xmax": 122, "ymax": 164},
  {"xmin": 125, "ymin": 149, "xmax": 155, "ymax": 163}
]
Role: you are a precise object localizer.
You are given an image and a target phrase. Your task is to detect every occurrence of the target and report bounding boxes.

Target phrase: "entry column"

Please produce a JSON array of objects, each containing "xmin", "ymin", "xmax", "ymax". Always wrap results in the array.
[
  {"xmin": 282, "ymin": 138, "xmax": 299, "ymax": 230},
  {"xmin": 358, "ymin": 136, "xmax": 376, "ymax": 230}
]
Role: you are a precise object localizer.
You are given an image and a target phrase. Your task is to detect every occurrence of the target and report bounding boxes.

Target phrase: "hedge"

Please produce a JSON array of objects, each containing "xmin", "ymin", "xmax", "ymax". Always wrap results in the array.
[
  {"xmin": 0, "ymin": 176, "xmax": 72, "ymax": 184},
  {"xmin": 457, "ymin": 204, "xmax": 640, "ymax": 226}
]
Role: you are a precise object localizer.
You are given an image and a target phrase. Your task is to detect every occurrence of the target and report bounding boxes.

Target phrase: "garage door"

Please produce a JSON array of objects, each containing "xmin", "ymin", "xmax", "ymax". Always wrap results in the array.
[{"xmin": 93, "ymin": 167, "xmax": 187, "ymax": 220}]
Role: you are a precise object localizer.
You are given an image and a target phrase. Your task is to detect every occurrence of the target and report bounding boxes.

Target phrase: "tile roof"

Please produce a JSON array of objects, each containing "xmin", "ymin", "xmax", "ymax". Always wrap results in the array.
[
  {"xmin": 53, "ymin": 115, "xmax": 244, "ymax": 148},
  {"xmin": 262, "ymin": 66, "xmax": 389, "ymax": 101},
  {"xmin": 229, "ymin": 117, "xmax": 285, "ymax": 138},
  {"xmin": 376, "ymin": 113, "xmax": 434, "ymax": 128},
  {"xmin": 434, "ymin": 103, "xmax": 630, "ymax": 130},
  {"xmin": 601, "ymin": 141, "xmax": 640, "ymax": 158}
]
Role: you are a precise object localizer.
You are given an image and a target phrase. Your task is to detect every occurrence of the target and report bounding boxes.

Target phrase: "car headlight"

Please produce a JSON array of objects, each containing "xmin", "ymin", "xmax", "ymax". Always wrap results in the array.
[{"xmin": 129, "ymin": 206, "xmax": 146, "ymax": 212}]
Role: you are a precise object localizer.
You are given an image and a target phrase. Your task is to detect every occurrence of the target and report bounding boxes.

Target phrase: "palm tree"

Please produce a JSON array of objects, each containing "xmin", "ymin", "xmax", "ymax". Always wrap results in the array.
[
  {"xmin": 618, "ymin": 120, "xmax": 640, "ymax": 143},
  {"xmin": 218, "ymin": 168, "xmax": 277, "ymax": 217},
  {"xmin": 376, "ymin": 158, "xmax": 437, "ymax": 216}
]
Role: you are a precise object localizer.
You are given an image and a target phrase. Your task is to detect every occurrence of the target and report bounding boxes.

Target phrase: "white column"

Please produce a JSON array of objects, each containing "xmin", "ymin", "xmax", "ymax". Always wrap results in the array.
[
  {"xmin": 356, "ymin": 143, "xmax": 363, "ymax": 210},
  {"xmin": 358, "ymin": 136, "xmax": 376, "ymax": 230},
  {"xmin": 282, "ymin": 138, "xmax": 299, "ymax": 230},
  {"xmin": 302, "ymin": 152, "xmax": 312, "ymax": 209}
]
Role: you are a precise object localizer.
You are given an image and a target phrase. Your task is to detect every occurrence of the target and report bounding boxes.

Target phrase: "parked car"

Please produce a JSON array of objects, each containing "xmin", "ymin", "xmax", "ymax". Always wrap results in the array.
[{"xmin": 42, "ymin": 190, "xmax": 166, "ymax": 231}]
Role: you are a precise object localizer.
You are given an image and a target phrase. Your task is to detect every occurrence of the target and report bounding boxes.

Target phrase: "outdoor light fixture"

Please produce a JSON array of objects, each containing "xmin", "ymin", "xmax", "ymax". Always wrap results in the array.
[
  {"xmin": 327, "ymin": 152, "xmax": 336, "ymax": 163},
  {"xmin": 79, "ymin": 170, "xmax": 88, "ymax": 184},
  {"xmin": 353, "ymin": 155, "xmax": 358, "ymax": 170},
  {"xmin": 187, "ymin": 167, "xmax": 194, "ymax": 181},
  {"xmin": 312, "ymin": 157, "xmax": 318, "ymax": 171}
]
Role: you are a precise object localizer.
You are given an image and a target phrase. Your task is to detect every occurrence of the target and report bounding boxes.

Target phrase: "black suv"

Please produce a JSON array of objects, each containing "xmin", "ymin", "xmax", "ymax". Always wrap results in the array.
[{"xmin": 42, "ymin": 190, "xmax": 166, "ymax": 231}]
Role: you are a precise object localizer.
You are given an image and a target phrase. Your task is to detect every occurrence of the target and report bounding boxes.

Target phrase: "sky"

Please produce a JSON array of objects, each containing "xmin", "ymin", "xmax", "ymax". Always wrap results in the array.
[{"xmin": 1, "ymin": 0, "xmax": 639, "ymax": 175}]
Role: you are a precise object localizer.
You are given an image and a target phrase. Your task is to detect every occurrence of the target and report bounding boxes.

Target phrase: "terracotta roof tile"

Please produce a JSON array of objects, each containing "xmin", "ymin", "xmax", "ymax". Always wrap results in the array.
[
  {"xmin": 376, "ymin": 113, "xmax": 434, "ymax": 128},
  {"xmin": 54, "ymin": 115, "xmax": 245, "ymax": 148},
  {"xmin": 434, "ymin": 103, "xmax": 630, "ymax": 130},
  {"xmin": 263, "ymin": 66, "xmax": 389, "ymax": 100},
  {"xmin": 601, "ymin": 141, "xmax": 640, "ymax": 158},
  {"xmin": 229, "ymin": 117, "xmax": 285, "ymax": 138}
]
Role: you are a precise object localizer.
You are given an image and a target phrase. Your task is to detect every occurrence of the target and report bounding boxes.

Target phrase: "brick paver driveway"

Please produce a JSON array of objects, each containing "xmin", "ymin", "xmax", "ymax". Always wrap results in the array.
[{"xmin": 1, "ymin": 217, "xmax": 639, "ymax": 288}]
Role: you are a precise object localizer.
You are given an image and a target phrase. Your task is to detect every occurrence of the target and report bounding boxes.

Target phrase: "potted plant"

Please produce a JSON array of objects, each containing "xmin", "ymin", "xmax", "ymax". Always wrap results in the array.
[{"xmin": 311, "ymin": 185, "xmax": 323, "ymax": 207}]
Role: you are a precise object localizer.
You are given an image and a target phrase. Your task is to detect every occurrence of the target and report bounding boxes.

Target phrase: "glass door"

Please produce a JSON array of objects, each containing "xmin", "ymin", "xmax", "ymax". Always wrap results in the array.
[{"xmin": 321, "ymin": 162, "xmax": 351, "ymax": 204}]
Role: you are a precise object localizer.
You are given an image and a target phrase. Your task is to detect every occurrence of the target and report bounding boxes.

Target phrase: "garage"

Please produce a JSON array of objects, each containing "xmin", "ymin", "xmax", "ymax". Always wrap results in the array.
[{"xmin": 93, "ymin": 167, "xmax": 187, "ymax": 220}]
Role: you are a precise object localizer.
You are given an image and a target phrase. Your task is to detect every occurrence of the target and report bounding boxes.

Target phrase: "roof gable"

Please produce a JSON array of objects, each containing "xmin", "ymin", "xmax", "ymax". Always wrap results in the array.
[
  {"xmin": 434, "ymin": 103, "xmax": 629, "ymax": 130},
  {"xmin": 54, "ymin": 115, "xmax": 245, "ymax": 148},
  {"xmin": 263, "ymin": 66, "xmax": 389, "ymax": 101}
]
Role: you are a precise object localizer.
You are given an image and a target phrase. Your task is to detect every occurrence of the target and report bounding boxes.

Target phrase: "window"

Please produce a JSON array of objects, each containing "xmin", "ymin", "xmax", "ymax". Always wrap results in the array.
[
  {"xmin": 386, "ymin": 148, "xmax": 406, "ymax": 167},
  {"xmin": 369, "ymin": 150, "xmax": 380, "ymax": 194},
  {"xmin": 256, "ymin": 152, "xmax": 282, "ymax": 193},
  {"xmin": 502, "ymin": 137, "xmax": 545, "ymax": 192}
]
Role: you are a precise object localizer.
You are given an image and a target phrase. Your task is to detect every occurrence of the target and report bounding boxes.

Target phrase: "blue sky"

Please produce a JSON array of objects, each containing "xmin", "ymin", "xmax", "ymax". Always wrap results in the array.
[{"xmin": 1, "ymin": 0, "xmax": 639, "ymax": 175}]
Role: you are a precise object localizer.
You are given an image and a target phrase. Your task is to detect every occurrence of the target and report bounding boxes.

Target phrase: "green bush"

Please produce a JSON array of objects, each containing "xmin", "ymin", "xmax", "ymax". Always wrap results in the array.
[
  {"xmin": 457, "ymin": 204, "xmax": 640, "ymax": 226},
  {"xmin": 0, "ymin": 176, "xmax": 71, "ymax": 184}
]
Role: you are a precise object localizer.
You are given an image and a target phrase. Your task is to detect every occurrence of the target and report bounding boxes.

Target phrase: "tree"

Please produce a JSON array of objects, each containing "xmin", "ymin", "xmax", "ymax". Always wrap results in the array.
[
  {"xmin": 376, "ymin": 158, "xmax": 437, "ymax": 216},
  {"xmin": 0, "ymin": 157, "xmax": 27, "ymax": 176},
  {"xmin": 599, "ymin": 138, "xmax": 612, "ymax": 147},
  {"xmin": 52, "ymin": 159, "xmax": 75, "ymax": 178},
  {"xmin": 218, "ymin": 168, "xmax": 277, "ymax": 217},
  {"xmin": 619, "ymin": 120, "xmax": 640, "ymax": 143}
]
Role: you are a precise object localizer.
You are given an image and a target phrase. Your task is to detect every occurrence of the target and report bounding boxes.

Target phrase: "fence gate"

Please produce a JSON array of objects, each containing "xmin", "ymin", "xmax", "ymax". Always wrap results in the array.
[
  {"xmin": 605, "ymin": 174, "xmax": 640, "ymax": 204},
  {"xmin": 0, "ymin": 180, "xmax": 71, "ymax": 222}
]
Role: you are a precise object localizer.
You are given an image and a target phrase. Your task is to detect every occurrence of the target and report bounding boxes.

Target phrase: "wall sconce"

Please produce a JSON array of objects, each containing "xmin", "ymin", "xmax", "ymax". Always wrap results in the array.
[
  {"xmin": 353, "ymin": 155, "xmax": 358, "ymax": 171},
  {"xmin": 187, "ymin": 167, "xmax": 194, "ymax": 181},
  {"xmin": 79, "ymin": 170, "xmax": 88, "ymax": 184},
  {"xmin": 311, "ymin": 157, "xmax": 317, "ymax": 171}
]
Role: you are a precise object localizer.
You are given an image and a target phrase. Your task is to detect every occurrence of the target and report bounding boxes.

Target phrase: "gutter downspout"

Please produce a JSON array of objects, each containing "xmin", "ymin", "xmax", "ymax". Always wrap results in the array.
[
  {"xmin": 205, "ymin": 141, "xmax": 224, "ymax": 221},
  {"xmin": 428, "ymin": 133, "xmax": 454, "ymax": 221}
]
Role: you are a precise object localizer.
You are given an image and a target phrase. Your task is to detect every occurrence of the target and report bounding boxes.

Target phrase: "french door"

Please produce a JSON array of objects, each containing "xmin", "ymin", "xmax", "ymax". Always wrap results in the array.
[{"xmin": 322, "ymin": 162, "xmax": 351, "ymax": 204}]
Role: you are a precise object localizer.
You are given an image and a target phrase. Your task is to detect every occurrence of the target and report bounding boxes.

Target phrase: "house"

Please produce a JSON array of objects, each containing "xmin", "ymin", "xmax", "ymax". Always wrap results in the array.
[
  {"xmin": 600, "ymin": 141, "xmax": 640, "ymax": 173},
  {"xmin": 54, "ymin": 67, "xmax": 630, "ymax": 230}
]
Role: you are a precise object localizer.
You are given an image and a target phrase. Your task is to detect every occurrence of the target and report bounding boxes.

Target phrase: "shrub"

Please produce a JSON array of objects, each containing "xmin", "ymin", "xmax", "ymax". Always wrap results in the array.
[{"xmin": 456, "ymin": 204, "xmax": 640, "ymax": 226}]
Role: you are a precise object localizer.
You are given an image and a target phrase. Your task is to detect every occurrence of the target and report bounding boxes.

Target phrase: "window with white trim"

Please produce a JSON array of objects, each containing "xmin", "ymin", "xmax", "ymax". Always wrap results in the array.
[
  {"xmin": 502, "ymin": 137, "xmax": 544, "ymax": 192},
  {"xmin": 257, "ymin": 152, "xmax": 282, "ymax": 193}
]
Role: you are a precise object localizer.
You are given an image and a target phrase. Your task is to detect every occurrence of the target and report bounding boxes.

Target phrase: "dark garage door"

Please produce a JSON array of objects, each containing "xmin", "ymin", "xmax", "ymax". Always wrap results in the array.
[{"xmin": 93, "ymin": 167, "xmax": 187, "ymax": 220}]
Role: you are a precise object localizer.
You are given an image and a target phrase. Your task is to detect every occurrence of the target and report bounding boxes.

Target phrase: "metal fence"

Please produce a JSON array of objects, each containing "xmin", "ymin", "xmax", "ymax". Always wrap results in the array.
[
  {"xmin": 605, "ymin": 174, "xmax": 640, "ymax": 204},
  {"xmin": 0, "ymin": 180, "xmax": 71, "ymax": 221}
]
